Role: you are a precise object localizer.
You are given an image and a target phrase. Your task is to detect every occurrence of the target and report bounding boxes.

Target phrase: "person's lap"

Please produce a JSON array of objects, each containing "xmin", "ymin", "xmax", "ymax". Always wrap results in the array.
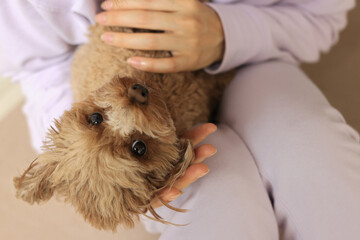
[
  {"xmin": 142, "ymin": 124, "xmax": 279, "ymax": 240},
  {"xmin": 142, "ymin": 60, "xmax": 360, "ymax": 239},
  {"xmin": 220, "ymin": 61, "xmax": 360, "ymax": 239}
]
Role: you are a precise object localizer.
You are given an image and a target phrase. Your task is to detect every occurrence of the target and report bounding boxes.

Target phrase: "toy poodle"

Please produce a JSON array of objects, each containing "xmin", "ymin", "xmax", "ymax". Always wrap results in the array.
[{"xmin": 14, "ymin": 23, "xmax": 233, "ymax": 230}]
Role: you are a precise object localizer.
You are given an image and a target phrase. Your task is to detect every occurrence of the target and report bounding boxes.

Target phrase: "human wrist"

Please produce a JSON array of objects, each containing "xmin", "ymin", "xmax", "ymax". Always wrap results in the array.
[{"xmin": 205, "ymin": 4, "xmax": 225, "ymax": 66}]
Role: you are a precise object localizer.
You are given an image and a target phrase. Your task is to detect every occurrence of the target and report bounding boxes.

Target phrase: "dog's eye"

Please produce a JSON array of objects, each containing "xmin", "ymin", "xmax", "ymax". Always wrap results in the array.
[
  {"xmin": 131, "ymin": 140, "xmax": 147, "ymax": 156},
  {"xmin": 88, "ymin": 112, "xmax": 103, "ymax": 126}
]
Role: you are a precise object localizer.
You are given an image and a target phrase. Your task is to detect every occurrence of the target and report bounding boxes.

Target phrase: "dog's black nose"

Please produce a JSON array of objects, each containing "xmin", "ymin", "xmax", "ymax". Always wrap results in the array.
[{"xmin": 128, "ymin": 84, "xmax": 149, "ymax": 104}]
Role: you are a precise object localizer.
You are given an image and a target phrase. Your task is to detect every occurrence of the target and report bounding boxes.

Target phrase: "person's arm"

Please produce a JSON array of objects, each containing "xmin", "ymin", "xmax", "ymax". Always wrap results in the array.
[
  {"xmin": 0, "ymin": 0, "xmax": 96, "ymax": 152},
  {"xmin": 95, "ymin": 0, "xmax": 355, "ymax": 74},
  {"xmin": 205, "ymin": 0, "xmax": 356, "ymax": 74}
]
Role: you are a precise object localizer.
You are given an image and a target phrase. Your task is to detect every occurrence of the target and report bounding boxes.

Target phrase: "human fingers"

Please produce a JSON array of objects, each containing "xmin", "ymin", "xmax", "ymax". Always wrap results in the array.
[
  {"xmin": 151, "ymin": 126, "xmax": 217, "ymax": 208},
  {"xmin": 172, "ymin": 163, "xmax": 209, "ymax": 190},
  {"xmin": 154, "ymin": 144, "xmax": 217, "ymax": 204},
  {"xmin": 101, "ymin": 0, "xmax": 179, "ymax": 12},
  {"xmin": 95, "ymin": 10, "xmax": 176, "ymax": 31},
  {"xmin": 193, "ymin": 144, "xmax": 217, "ymax": 164},
  {"xmin": 151, "ymin": 163, "xmax": 209, "ymax": 208},
  {"xmin": 128, "ymin": 55, "xmax": 194, "ymax": 72},
  {"xmin": 97, "ymin": 0, "xmax": 224, "ymax": 73},
  {"xmin": 100, "ymin": 32, "xmax": 184, "ymax": 52},
  {"xmin": 151, "ymin": 187, "xmax": 182, "ymax": 208}
]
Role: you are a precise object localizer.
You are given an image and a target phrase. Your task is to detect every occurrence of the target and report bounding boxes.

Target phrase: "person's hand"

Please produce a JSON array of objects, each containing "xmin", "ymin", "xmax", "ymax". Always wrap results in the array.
[
  {"xmin": 151, "ymin": 123, "xmax": 217, "ymax": 208},
  {"xmin": 95, "ymin": 0, "xmax": 225, "ymax": 73}
]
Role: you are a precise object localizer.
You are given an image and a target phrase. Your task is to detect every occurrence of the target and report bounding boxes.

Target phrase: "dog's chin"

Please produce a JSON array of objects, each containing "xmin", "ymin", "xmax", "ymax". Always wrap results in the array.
[{"xmin": 66, "ymin": 136, "xmax": 194, "ymax": 231}]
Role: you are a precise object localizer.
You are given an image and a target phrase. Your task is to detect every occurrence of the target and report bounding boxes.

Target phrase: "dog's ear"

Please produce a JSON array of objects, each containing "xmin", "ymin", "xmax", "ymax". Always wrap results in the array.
[
  {"xmin": 13, "ymin": 154, "xmax": 59, "ymax": 204},
  {"xmin": 168, "ymin": 138, "xmax": 195, "ymax": 184},
  {"xmin": 178, "ymin": 138, "xmax": 195, "ymax": 167}
]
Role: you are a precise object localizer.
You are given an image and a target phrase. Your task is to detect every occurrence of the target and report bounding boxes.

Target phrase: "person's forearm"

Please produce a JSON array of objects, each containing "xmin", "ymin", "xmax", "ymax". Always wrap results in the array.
[
  {"xmin": 19, "ymin": 59, "xmax": 74, "ymax": 153},
  {"xmin": 205, "ymin": 0, "xmax": 355, "ymax": 74},
  {"xmin": 0, "ymin": 0, "xmax": 94, "ymax": 152}
]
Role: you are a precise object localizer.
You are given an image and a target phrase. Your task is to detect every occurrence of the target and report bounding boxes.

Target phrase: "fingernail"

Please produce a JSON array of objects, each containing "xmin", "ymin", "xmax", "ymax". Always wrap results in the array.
[
  {"xmin": 127, "ymin": 58, "xmax": 145, "ymax": 68},
  {"xmin": 101, "ymin": 33, "xmax": 113, "ymax": 43},
  {"xmin": 168, "ymin": 192, "xmax": 183, "ymax": 201},
  {"xmin": 210, "ymin": 124, "xmax": 217, "ymax": 133},
  {"xmin": 198, "ymin": 169, "xmax": 210, "ymax": 179},
  {"xmin": 95, "ymin": 13, "xmax": 106, "ymax": 24},
  {"xmin": 210, "ymin": 148, "xmax": 217, "ymax": 157},
  {"xmin": 101, "ymin": 1, "xmax": 113, "ymax": 10},
  {"xmin": 168, "ymin": 194, "xmax": 180, "ymax": 201}
]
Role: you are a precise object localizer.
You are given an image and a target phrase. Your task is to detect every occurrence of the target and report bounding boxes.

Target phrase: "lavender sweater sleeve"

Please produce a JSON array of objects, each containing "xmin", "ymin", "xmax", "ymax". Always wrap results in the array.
[
  {"xmin": 205, "ymin": 0, "xmax": 355, "ymax": 74},
  {"xmin": 0, "ymin": 0, "xmax": 97, "ymax": 152}
]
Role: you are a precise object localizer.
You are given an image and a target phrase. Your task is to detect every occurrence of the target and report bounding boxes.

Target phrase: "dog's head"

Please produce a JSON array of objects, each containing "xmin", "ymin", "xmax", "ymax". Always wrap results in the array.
[{"xmin": 14, "ymin": 76, "xmax": 194, "ymax": 230}]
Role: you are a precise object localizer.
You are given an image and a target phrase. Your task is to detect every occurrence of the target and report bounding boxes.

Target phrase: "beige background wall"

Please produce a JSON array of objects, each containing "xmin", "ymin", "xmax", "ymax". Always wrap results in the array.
[
  {"xmin": 302, "ymin": 7, "xmax": 360, "ymax": 131},
  {"xmin": 0, "ymin": 5, "xmax": 359, "ymax": 240}
]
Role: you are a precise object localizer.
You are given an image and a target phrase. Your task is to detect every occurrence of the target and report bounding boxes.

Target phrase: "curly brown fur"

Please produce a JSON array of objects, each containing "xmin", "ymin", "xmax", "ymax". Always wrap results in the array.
[{"xmin": 14, "ymin": 19, "xmax": 233, "ymax": 230}]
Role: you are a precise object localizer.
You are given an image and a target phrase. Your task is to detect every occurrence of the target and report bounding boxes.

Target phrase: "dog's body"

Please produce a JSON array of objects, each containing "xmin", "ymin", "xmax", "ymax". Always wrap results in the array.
[
  {"xmin": 72, "ymin": 25, "xmax": 232, "ymax": 135},
  {"xmin": 14, "ymin": 24, "xmax": 233, "ymax": 230}
]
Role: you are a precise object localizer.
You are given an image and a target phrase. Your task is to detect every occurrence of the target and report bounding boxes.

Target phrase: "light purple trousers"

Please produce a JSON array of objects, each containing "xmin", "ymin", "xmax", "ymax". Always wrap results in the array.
[{"xmin": 141, "ymin": 61, "xmax": 360, "ymax": 239}]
